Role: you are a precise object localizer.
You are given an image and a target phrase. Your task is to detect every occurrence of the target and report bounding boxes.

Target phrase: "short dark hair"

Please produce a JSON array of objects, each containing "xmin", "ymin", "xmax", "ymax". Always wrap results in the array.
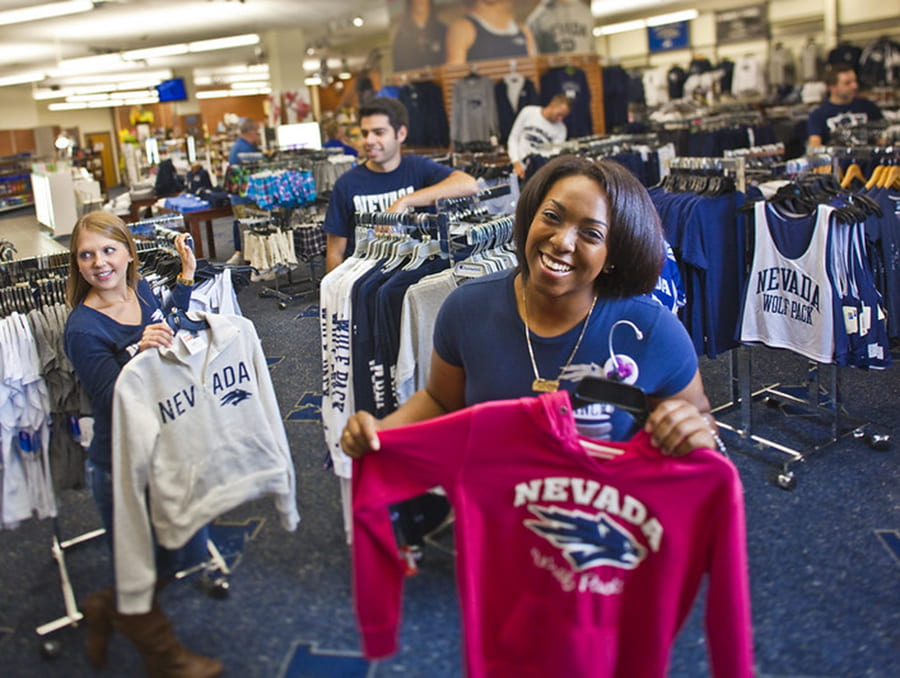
[
  {"xmin": 359, "ymin": 97, "xmax": 409, "ymax": 134},
  {"xmin": 824, "ymin": 63, "xmax": 855, "ymax": 87},
  {"xmin": 514, "ymin": 155, "xmax": 665, "ymax": 298},
  {"xmin": 549, "ymin": 93, "xmax": 572, "ymax": 108}
]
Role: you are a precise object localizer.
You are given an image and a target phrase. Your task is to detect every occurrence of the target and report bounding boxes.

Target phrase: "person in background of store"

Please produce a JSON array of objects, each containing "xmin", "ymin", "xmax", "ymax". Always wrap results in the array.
[
  {"xmin": 323, "ymin": 97, "xmax": 479, "ymax": 272},
  {"xmin": 322, "ymin": 118, "xmax": 360, "ymax": 157},
  {"xmin": 507, "ymin": 93, "xmax": 571, "ymax": 179},
  {"xmin": 807, "ymin": 63, "xmax": 883, "ymax": 147},
  {"xmin": 445, "ymin": 0, "xmax": 536, "ymax": 64},
  {"xmin": 225, "ymin": 118, "xmax": 262, "ymax": 265},
  {"xmin": 392, "ymin": 0, "xmax": 447, "ymax": 72},
  {"xmin": 63, "ymin": 212, "xmax": 223, "ymax": 677},
  {"xmin": 340, "ymin": 155, "xmax": 721, "ymax": 460}
]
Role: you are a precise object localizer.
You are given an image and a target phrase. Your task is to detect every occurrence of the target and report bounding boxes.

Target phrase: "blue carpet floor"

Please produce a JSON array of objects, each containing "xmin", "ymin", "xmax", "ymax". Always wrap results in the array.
[{"xmin": 0, "ymin": 215, "xmax": 896, "ymax": 677}]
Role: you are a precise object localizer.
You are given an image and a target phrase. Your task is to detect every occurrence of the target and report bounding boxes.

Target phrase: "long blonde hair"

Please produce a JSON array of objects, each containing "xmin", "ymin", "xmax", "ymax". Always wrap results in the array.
[{"xmin": 65, "ymin": 211, "xmax": 140, "ymax": 308}]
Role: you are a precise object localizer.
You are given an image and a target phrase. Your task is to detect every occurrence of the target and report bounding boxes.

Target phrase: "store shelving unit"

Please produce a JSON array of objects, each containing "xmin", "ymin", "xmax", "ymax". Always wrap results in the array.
[{"xmin": 0, "ymin": 154, "xmax": 34, "ymax": 212}]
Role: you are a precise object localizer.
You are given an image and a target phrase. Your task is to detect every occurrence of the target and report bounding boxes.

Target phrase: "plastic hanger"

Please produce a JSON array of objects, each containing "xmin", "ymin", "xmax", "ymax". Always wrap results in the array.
[
  {"xmin": 165, "ymin": 308, "xmax": 209, "ymax": 335},
  {"xmin": 840, "ymin": 163, "xmax": 865, "ymax": 189},
  {"xmin": 570, "ymin": 376, "xmax": 649, "ymax": 428}
]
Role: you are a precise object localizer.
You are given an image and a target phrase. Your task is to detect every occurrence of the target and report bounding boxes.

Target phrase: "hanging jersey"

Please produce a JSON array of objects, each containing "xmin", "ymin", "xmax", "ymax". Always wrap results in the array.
[{"xmin": 740, "ymin": 202, "xmax": 835, "ymax": 362}]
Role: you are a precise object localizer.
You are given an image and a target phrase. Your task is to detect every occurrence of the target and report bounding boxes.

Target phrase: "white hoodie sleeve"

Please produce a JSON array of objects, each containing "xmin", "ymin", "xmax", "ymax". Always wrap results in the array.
[{"xmin": 112, "ymin": 356, "xmax": 160, "ymax": 615}]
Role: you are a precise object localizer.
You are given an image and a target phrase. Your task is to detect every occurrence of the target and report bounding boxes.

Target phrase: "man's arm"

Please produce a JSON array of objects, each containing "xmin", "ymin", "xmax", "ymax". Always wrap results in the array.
[
  {"xmin": 507, "ymin": 109, "xmax": 529, "ymax": 177},
  {"xmin": 806, "ymin": 106, "xmax": 826, "ymax": 148},
  {"xmin": 326, "ymin": 234, "xmax": 348, "ymax": 273},
  {"xmin": 387, "ymin": 170, "xmax": 478, "ymax": 213}
]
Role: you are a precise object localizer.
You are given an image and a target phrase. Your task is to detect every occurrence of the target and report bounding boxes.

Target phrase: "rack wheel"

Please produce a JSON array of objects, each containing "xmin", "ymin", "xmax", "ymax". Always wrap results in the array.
[
  {"xmin": 210, "ymin": 578, "xmax": 230, "ymax": 599},
  {"xmin": 776, "ymin": 470, "xmax": 797, "ymax": 490},
  {"xmin": 258, "ymin": 291, "xmax": 265, "ymax": 298},
  {"xmin": 866, "ymin": 432, "xmax": 891, "ymax": 451},
  {"xmin": 278, "ymin": 302, "xmax": 287, "ymax": 310},
  {"xmin": 39, "ymin": 638, "xmax": 62, "ymax": 659}
]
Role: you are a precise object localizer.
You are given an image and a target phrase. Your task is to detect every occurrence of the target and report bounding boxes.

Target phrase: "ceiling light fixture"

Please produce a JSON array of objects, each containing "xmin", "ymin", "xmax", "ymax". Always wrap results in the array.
[
  {"xmin": 352, "ymin": 16, "xmax": 364, "ymax": 28},
  {"xmin": 645, "ymin": 9, "xmax": 699, "ymax": 27},
  {"xmin": 0, "ymin": 71, "xmax": 45, "ymax": 87},
  {"xmin": 56, "ymin": 53, "xmax": 129, "ymax": 74},
  {"xmin": 0, "ymin": 0, "xmax": 93, "ymax": 28},
  {"xmin": 188, "ymin": 34, "xmax": 260, "ymax": 53},
  {"xmin": 597, "ymin": 9, "xmax": 699, "ymax": 36},
  {"xmin": 122, "ymin": 44, "xmax": 189, "ymax": 61},
  {"xmin": 196, "ymin": 87, "xmax": 270, "ymax": 100}
]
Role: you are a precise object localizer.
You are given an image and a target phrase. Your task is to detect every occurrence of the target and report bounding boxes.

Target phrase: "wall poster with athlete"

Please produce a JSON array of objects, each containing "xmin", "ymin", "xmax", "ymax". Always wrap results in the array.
[{"xmin": 386, "ymin": 0, "xmax": 595, "ymax": 72}]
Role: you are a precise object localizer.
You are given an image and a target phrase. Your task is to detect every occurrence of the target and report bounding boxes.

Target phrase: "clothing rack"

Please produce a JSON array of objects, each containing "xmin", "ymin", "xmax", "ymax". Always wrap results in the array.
[
  {"xmin": 0, "ymin": 254, "xmax": 236, "ymax": 647},
  {"xmin": 703, "ymin": 156, "xmax": 891, "ymax": 488},
  {"xmin": 240, "ymin": 210, "xmax": 322, "ymax": 309},
  {"xmin": 666, "ymin": 156, "xmax": 747, "ymax": 192}
]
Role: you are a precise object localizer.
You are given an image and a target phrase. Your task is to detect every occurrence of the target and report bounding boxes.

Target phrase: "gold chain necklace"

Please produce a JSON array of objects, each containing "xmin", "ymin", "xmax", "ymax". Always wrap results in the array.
[{"xmin": 523, "ymin": 285, "xmax": 598, "ymax": 393}]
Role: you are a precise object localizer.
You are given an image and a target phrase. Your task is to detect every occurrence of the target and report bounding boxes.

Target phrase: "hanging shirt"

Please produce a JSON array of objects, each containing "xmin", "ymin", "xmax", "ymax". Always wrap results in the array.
[
  {"xmin": 352, "ymin": 390, "xmax": 755, "ymax": 678},
  {"xmin": 111, "ymin": 311, "xmax": 299, "ymax": 614},
  {"xmin": 740, "ymin": 202, "xmax": 836, "ymax": 363},
  {"xmin": 540, "ymin": 66, "xmax": 592, "ymax": 138},
  {"xmin": 451, "ymin": 74, "xmax": 500, "ymax": 146}
]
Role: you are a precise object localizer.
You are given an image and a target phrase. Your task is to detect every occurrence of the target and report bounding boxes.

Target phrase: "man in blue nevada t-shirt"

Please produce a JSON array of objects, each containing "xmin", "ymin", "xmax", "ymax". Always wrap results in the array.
[
  {"xmin": 323, "ymin": 97, "xmax": 479, "ymax": 272},
  {"xmin": 807, "ymin": 63, "xmax": 883, "ymax": 147}
]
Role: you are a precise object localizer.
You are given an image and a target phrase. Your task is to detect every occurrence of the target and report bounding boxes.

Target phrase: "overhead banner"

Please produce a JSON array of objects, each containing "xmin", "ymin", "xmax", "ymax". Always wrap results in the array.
[
  {"xmin": 716, "ymin": 4, "xmax": 769, "ymax": 44},
  {"xmin": 386, "ymin": 0, "xmax": 594, "ymax": 73},
  {"xmin": 647, "ymin": 21, "xmax": 690, "ymax": 53}
]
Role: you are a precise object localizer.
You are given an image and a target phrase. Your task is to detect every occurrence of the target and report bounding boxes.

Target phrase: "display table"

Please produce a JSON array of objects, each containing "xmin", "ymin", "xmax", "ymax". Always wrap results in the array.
[
  {"xmin": 158, "ymin": 204, "xmax": 232, "ymax": 259},
  {"xmin": 128, "ymin": 196, "xmax": 158, "ymax": 222}
]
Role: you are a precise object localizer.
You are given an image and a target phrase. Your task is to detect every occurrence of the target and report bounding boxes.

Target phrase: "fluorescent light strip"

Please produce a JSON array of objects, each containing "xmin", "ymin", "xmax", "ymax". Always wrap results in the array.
[
  {"xmin": 53, "ymin": 70, "xmax": 173, "ymax": 86},
  {"xmin": 597, "ymin": 9, "xmax": 699, "ymax": 35},
  {"xmin": 56, "ymin": 53, "xmax": 127, "ymax": 72},
  {"xmin": 0, "ymin": 0, "xmax": 93, "ymax": 28},
  {"xmin": 597, "ymin": 19, "xmax": 645, "ymax": 35},
  {"xmin": 0, "ymin": 71, "xmax": 45, "ymax": 87},
  {"xmin": 196, "ymin": 87, "xmax": 270, "ymax": 99},
  {"xmin": 188, "ymin": 34, "xmax": 259, "ymax": 53},
  {"xmin": 48, "ymin": 102, "xmax": 87, "ymax": 111},
  {"xmin": 66, "ymin": 93, "xmax": 112, "ymax": 103},
  {"xmin": 230, "ymin": 81, "xmax": 269, "ymax": 89},
  {"xmin": 122, "ymin": 44, "xmax": 189, "ymax": 61},
  {"xmin": 646, "ymin": 9, "xmax": 699, "ymax": 27}
]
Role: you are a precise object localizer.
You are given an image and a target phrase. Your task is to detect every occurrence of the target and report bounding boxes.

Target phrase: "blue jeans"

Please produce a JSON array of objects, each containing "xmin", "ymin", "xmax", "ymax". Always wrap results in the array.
[{"xmin": 86, "ymin": 460, "xmax": 209, "ymax": 581}]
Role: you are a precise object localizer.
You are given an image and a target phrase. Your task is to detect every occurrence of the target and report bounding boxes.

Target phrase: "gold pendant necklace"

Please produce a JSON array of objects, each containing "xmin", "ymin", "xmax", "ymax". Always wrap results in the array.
[{"xmin": 523, "ymin": 285, "xmax": 598, "ymax": 394}]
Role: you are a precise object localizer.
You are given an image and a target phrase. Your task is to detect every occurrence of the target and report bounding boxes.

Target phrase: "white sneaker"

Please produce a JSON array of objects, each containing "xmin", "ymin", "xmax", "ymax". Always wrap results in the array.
[
  {"xmin": 251, "ymin": 269, "xmax": 277, "ymax": 282},
  {"xmin": 226, "ymin": 251, "xmax": 245, "ymax": 265}
]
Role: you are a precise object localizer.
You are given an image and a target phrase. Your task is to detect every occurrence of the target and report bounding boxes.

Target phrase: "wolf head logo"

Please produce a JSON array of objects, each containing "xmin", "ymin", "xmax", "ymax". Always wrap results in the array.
[
  {"xmin": 220, "ymin": 389, "xmax": 252, "ymax": 407},
  {"xmin": 525, "ymin": 505, "xmax": 646, "ymax": 571}
]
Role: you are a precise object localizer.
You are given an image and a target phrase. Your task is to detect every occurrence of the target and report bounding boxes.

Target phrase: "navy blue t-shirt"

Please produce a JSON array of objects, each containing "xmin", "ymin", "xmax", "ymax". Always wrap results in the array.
[
  {"xmin": 807, "ymin": 98, "xmax": 883, "ymax": 143},
  {"xmin": 323, "ymin": 155, "xmax": 453, "ymax": 257},
  {"xmin": 434, "ymin": 270, "xmax": 697, "ymax": 441}
]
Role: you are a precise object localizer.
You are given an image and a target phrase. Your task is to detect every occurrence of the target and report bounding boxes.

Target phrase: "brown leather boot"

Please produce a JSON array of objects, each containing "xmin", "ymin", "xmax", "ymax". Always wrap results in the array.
[
  {"xmin": 111, "ymin": 596, "xmax": 223, "ymax": 678},
  {"xmin": 82, "ymin": 587, "xmax": 115, "ymax": 669}
]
